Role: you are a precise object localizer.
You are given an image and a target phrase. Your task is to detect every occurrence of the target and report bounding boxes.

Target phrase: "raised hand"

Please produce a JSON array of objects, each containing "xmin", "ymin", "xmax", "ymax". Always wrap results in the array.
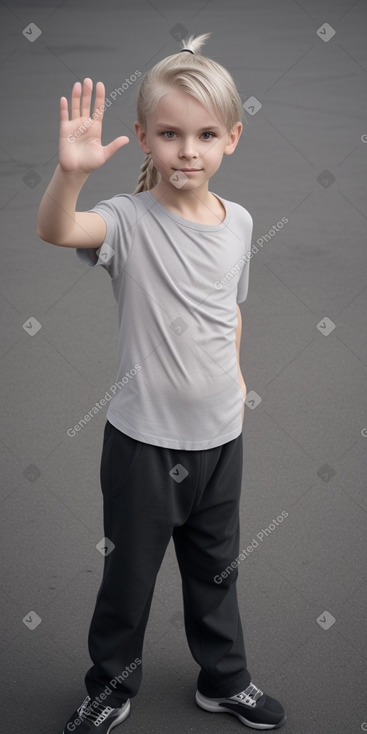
[{"xmin": 59, "ymin": 78, "xmax": 129, "ymax": 173}]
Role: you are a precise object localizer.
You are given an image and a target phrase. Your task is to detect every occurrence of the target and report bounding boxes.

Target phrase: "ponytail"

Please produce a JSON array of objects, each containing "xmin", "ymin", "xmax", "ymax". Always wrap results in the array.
[{"xmin": 132, "ymin": 152, "xmax": 159, "ymax": 194}]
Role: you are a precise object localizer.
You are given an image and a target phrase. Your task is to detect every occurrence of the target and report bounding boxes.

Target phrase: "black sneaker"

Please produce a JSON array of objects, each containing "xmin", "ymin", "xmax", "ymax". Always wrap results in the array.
[
  {"xmin": 62, "ymin": 694, "xmax": 130, "ymax": 733},
  {"xmin": 195, "ymin": 682, "xmax": 287, "ymax": 729}
]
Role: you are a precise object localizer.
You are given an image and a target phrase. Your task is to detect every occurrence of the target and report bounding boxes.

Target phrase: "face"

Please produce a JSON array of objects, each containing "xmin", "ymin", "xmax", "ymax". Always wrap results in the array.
[{"xmin": 134, "ymin": 88, "xmax": 242, "ymax": 192}]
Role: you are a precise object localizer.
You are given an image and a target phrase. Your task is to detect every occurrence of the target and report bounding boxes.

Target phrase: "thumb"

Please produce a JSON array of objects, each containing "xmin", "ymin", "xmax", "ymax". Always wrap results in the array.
[{"xmin": 103, "ymin": 136, "xmax": 130, "ymax": 161}]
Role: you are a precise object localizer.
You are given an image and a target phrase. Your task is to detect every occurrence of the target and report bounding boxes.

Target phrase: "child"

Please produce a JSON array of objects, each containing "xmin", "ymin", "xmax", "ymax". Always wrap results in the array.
[{"xmin": 38, "ymin": 32, "xmax": 286, "ymax": 733}]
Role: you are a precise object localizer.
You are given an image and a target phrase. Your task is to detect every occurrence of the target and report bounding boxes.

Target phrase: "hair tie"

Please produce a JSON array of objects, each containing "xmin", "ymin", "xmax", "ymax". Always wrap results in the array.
[{"xmin": 180, "ymin": 48, "xmax": 194, "ymax": 54}]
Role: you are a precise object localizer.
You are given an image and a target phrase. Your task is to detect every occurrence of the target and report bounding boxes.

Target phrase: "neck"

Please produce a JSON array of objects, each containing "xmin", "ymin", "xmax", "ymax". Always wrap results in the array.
[{"xmin": 149, "ymin": 180, "xmax": 211, "ymax": 213}]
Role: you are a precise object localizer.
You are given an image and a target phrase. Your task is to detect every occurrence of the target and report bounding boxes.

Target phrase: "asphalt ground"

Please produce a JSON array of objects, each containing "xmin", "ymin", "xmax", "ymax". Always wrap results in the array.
[{"xmin": 0, "ymin": 1, "xmax": 366, "ymax": 732}]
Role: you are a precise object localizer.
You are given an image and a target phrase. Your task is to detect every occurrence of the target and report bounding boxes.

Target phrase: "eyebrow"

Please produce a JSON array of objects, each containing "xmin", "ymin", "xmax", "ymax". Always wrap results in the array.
[{"xmin": 155, "ymin": 123, "xmax": 222, "ymax": 132}]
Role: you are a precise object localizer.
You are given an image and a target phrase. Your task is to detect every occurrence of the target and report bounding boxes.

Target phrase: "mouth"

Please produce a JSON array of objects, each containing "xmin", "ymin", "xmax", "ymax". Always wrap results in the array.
[{"xmin": 174, "ymin": 168, "xmax": 203, "ymax": 172}]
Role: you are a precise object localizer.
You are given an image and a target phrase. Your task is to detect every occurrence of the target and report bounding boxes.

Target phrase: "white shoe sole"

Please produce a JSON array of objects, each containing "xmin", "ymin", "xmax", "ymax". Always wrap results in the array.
[
  {"xmin": 62, "ymin": 699, "xmax": 131, "ymax": 734},
  {"xmin": 195, "ymin": 690, "xmax": 286, "ymax": 730}
]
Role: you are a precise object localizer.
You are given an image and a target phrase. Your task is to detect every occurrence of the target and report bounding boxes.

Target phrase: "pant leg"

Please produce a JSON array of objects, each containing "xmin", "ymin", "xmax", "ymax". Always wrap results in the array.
[
  {"xmin": 172, "ymin": 432, "xmax": 251, "ymax": 698},
  {"xmin": 85, "ymin": 421, "xmax": 174, "ymax": 705}
]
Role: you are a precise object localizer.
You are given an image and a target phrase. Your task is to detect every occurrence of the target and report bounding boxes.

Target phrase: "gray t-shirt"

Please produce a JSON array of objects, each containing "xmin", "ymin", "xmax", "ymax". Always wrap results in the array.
[{"xmin": 76, "ymin": 190, "xmax": 253, "ymax": 450}]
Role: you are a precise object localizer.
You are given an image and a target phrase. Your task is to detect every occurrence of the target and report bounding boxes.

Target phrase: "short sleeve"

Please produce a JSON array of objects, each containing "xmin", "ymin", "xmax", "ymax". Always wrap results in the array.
[
  {"xmin": 236, "ymin": 211, "xmax": 253, "ymax": 304},
  {"xmin": 76, "ymin": 194, "xmax": 137, "ymax": 280}
]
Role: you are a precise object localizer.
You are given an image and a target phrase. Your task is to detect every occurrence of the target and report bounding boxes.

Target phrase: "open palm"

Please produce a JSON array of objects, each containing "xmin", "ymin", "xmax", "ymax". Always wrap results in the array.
[{"xmin": 59, "ymin": 78, "xmax": 129, "ymax": 173}]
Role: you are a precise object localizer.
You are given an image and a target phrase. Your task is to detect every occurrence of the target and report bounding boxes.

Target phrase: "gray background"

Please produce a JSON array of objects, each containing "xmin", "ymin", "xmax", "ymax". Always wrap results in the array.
[{"xmin": 1, "ymin": 0, "xmax": 366, "ymax": 732}]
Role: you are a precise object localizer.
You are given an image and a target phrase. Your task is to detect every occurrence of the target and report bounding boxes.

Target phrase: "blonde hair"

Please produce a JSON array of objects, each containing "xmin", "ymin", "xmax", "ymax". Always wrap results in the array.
[{"xmin": 132, "ymin": 32, "xmax": 244, "ymax": 194}]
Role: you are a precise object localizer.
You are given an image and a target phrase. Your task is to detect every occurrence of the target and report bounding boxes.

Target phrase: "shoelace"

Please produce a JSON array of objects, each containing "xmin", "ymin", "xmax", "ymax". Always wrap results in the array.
[
  {"xmin": 230, "ymin": 683, "xmax": 264, "ymax": 708},
  {"xmin": 77, "ymin": 696, "xmax": 114, "ymax": 726}
]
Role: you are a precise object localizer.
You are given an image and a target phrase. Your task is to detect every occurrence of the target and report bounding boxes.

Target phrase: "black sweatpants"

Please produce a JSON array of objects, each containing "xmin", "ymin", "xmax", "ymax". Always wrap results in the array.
[{"xmin": 85, "ymin": 420, "xmax": 251, "ymax": 706}]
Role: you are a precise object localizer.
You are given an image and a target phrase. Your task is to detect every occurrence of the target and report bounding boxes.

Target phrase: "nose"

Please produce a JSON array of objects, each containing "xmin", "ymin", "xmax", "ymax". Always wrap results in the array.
[{"xmin": 178, "ymin": 136, "xmax": 199, "ymax": 159}]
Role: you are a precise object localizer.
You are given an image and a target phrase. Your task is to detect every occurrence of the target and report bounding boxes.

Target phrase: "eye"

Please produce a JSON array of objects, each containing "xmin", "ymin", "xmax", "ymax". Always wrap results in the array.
[{"xmin": 160, "ymin": 131, "xmax": 216, "ymax": 140}]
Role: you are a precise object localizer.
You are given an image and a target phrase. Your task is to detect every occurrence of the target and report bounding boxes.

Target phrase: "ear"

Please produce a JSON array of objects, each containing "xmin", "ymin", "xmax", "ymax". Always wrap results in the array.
[
  {"xmin": 134, "ymin": 121, "xmax": 151, "ymax": 154},
  {"xmin": 223, "ymin": 121, "xmax": 243, "ymax": 156}
]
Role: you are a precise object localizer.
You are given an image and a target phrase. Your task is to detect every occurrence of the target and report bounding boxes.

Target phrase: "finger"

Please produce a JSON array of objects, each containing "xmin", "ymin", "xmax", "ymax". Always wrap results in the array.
[
  {"xmin": 103, "ymin": 136, "xmax": 130, "ymax": 161},
  {"xmin": 81, "ymin": 77, "xmax": 93, "ymax": 118},
  {"xmin": 71, "ymin": 81, "xmax": 82, "ymax": 120},
  {"xmin": 60, "ymin": 96, "xmax": 69, "ymax": 123},
  {"xmin": 93, "ymin": 81, "xmax": 106, "ymax": 121}
]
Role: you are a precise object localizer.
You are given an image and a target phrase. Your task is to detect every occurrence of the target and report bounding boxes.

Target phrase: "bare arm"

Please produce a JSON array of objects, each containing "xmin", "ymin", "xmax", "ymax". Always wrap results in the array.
[
  {"xmin": 37, "ymin": 165, "xmax": 107, "ymax": 248},
  {"xmin": 235, "ymin": 304, "xmax": 247, "ymax": 422},
  {"xmin": 37, "ymin": 78, "xmax": 129, "ymax": 248}
]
